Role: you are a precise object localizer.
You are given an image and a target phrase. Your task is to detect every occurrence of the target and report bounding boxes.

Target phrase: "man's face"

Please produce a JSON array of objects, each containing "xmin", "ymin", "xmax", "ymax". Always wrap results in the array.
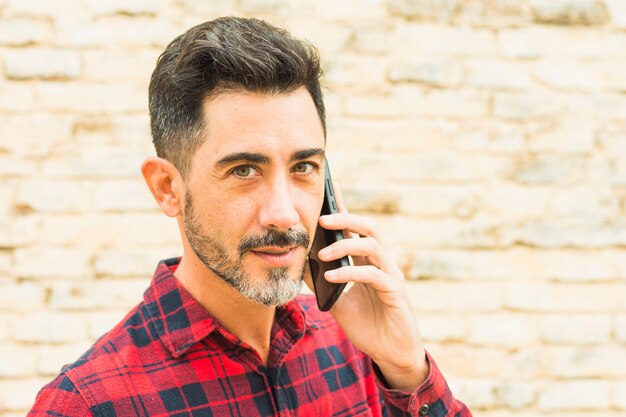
[{"xmin": 182, "ymin": 87, "xmax": 325, "ymax": 307}]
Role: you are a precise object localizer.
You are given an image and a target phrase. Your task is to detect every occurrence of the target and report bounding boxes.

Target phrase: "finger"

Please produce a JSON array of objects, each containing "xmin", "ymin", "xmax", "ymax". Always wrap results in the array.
[
  {"xmin": 319, "ymin": 212, "xmax": 380, "ymax": 240},
  {"xmin": 331, "ymin": 181, "xmax": 360, "ymax": 239},
  {"xmin": 324, "ymin": 265, "xmax": 402, "ymax": 294},
  {"xmin": 317, "ymin": 236, "xmax": 387, "ymax": 270}
]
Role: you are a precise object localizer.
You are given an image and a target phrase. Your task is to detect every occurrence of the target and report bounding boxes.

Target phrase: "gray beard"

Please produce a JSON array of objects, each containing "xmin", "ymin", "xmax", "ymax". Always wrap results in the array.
[{"xmin": 183, "ymin": 193, "xmax": 307, "ymax": 307}]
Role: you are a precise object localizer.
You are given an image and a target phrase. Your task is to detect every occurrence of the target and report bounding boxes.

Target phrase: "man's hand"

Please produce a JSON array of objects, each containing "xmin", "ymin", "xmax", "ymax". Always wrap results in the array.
[{"xmin": 315, "ymin": 183, "xmax": 429, "ymax": 392}]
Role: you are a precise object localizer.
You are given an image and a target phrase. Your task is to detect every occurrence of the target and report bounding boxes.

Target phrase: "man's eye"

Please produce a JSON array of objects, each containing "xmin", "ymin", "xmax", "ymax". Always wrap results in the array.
[
  {"xmin": 293, "ymin": 162, "xmax": 314, "ymax": 174},
  {"xmin": 233, "ymin": 166, "xmax": 258, "ymax": 178}
]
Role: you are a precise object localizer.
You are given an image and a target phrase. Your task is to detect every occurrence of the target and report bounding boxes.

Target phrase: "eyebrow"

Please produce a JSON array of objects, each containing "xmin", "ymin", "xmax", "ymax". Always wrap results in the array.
[{"xmin": 215, "ymin": 148, "xmax": 325, "ymax": 167}]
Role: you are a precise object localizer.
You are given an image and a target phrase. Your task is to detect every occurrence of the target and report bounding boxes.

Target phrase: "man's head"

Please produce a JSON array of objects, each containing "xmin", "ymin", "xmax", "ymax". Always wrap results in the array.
[
  {"xmin": 143, "ymin": 17, "xmax": 327, "ymax": 307},
  {"xmin": 149, "ymin": 16, "xmax": 326, "ymax": 178}
]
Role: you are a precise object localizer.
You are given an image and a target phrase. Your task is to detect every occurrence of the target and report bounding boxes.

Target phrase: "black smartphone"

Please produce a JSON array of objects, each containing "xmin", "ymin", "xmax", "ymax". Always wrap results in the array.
[{"xmin": 308, "ymin": 160, "xmax": 350, "ymax": 311}]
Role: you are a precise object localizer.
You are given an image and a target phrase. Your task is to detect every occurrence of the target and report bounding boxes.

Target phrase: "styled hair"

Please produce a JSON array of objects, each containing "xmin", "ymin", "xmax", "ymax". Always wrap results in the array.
[{"xmin": 149, "ymin": 17, "xmax": 326, "ymax": 177}]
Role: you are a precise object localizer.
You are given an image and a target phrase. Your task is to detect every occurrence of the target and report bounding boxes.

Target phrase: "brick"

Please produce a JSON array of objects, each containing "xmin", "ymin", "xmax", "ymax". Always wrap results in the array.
[
  {"xmin": 480, "ymin": 184, "xmax": 551, "ymax": 219},
  {"xmin": 74, "ymin": 115, "xmax": 151, "ymax": 147},
  {"xmin": 494, "ymin": 381, "xmax": 535, "ymax": 410},
  {"xmin": 392, "ymin": 23, "xmax": 497, "ymax": 57},
  {"xmin": 418, "ymin": 314, "xmax": 466, "ymax": 342},
  {"xmin": 337, "ymin": 152, "xmax": 508, "ymax": 183},
  {"xmin": 5, "ymin": 0, "xmax": 84, "ymax": 16},
  {"xmin": 410, "ymin": 90, "xmax": 490, "ymax": 118},
  {"xmin": 397, "ymin": 184, "xmax": 483, "ymax": 218},
  {"xmin": 586, "ymin": 94, "xmax": 626, "ymax": 122},
  {"xmin": 0, "ymin": 215, "xmax": 38, "ymax": 248},
  {"xmin": 551, "ymin": 347, "xmax": 626, "ymax": 378},
  {"xmin": 343, "ymin": 92, "xmax": 418, "ymax": 118},
  {"xmin": 92, "ymin": 180, "xmax": 155, "ymax": 212},
  {"xmin": 539, "ymin": 380, "xmax": 610, "ymax": 411},
  {"xmin": 0, "ymin": 82, "xmax": 35, "ymax": 111},
  {"xmin": 605, "ymin": 0, "xmax": 626, "ymax": 28},
  {"xmin": 0, "ymin": 315, "xmax": 9, "ymax": 341},
  {"xmin": 457, "ymin": 0, "xmax": 533, "ymax": 27},
  {"xmin": 325, "ymin": 54, "xmax": 387, "ymax": 88},
  {"xmin": 511, "ymin": 218, "xmax": 626, "ymax": 248},
  {"xmin": 12, "ymin": 312, "xmax": 88, "ymax": 343},
  {"xmin": 530, "ymin": 26, "xmax": 625, "ymax": 59},
  {"xmin": 539, "ymin": 314, "xmax": 611, "ymax": 344},
  {"xmin": 466, "ymin": 59, "xmax": 533, "ymax": 91},
  {"xmin": 0, "ymin": 251, "xmax": 11, "ymax": 273},
  {"xmin": 388, "ymin": 58, "xmax": 465, "ymax": 88},
  {"xmin": 547, "ymin": 186, "xmax": 620, "ymax": 219},
  {"xmin": 509, "ymin": 155, "xmax": 587, "ymax": 184},
  {"xmin": 0, "ymin": 17, "xmax": 54, "ymax": 46},
  {"xmin": 0, "ymin": 183, "xmax": 13, "ymax": 216},
  {"xmin": 286, "ymin": 20, "xmax": 353, "ymax": 56},
  {"xmin": 533, "ymin": 59, "xmax": 597, "ymax": 91},
  {"xmin": 37, "ymin": 342, "xmax": 91, "ymax": 375},
  {"xmin": 85, "ymin": 0, "xmax": 157, "ymax": 16},
  {"xmin": 493, "ymin": 93, "xmax": 562, "ymax": 120},
  {"xmin": 38, "ymin": 213, "xmax": 180, "ymax": 247},
  {"xmin": 0, "ymin": 154, "xmax": 38, "ymax": 178},
  {"xmin": 615, "ymin": 315, "xmax": 626, "ymax": 342},
  {"xmin": 597, "ymin": 61, "xmax": 626, "ymax": 92},
  {"xmin": 42, "ymin": 146, "xmax": 146, "ymax": 178},
  {"xmin": 341, "ymin": 183, "xmax": 401, "ymax": 215},
  {"xmin": 240, "ymin": 0, "xmax": 314, "ymax": 15},
  {"xmin": 87, "ymin": 311, "xmax": 127, "ymax": 339},
  {"xmin": 313, "ymin": 0, "xmax": 386, "ymax": 20},
  {"xmin": 0, "ymin": 282, "xmax": 46, "ymax": 312},
  {"xmin": 613, "ymin": 381, "xmax": 626, "ymax": 410},
  {"xmin": 83, "ymin": 49, "xmax": 157, "ymax": 83},
  {"xmin": 388, "ymin": 0, "xmax": 460, "ymax": 20},
  {"xmin": 4, "ymin": 48, "xmax": 81, "ymax": 80},
  {"xmin": 453, "ymin": 124, "xmax": 525, "ymax": 154},
  {"xmin": 328, "ymin": 119, "xmax": 454, "ymax": 153},
  {"xmin": 467, "ymin": 313, "xmax": 536, "ymax": 348},
  {"xmin": 0, "ymin": 114, "xmax": 73, "ymax": 158},
  {"xmin": 505, "ymin": 283, "xmax": 626, "ymax": 313},
  {"xmin": 15, "ymin": 180, "xmax": 91, "ymax": 212},
  {"xmin": 49, "ymin": 279, "xmax": 148, "ymax": 311},
  {"xmin": 531, "ymin": 0, "xmax": 610, "ymax": 25},
  {"xmin": 427, "ymin": 344, "xmax": 512, "ymax": 378},
  {"xmin": 0, "ymin": 378, "xmax": 50, "ymax": 411},
  {"xmin": 406, "ymin": 282, "xmax": 504, "ymax": 313},
  {"xmin": 14, "ymin": 246, "xmax": 92, "ymax": 280},
  {"xmin": 35, "ymin": 83, "xmax": 146, "ymax": 113},
  {"xmin": 528, "ymin": 118, "xmax": 595, "ymax": 153},
  {"xmin": 455, "ymin": 378, "xmax": 498, "ymax": 409},
  {"xmin": 94, "ymin": 248, "xmax": 167, "ymax": 277},
  {"xmin": 537, "ymin": 249, "xmax": 623, "ymax": 282},
  {"xmin": 498, "ymin": 29, "xmax": 542, "ymax": 59},
  {"xmin": 349, "ymin": 24, "xmax": 392, "ymax": 54},
  {"xmin": 0, "ymin": 344, "xmax": 38, "ymax": 377},
  {"xmin": 57, "ymin": 17, "xmax": 180, "ymax": 48}
]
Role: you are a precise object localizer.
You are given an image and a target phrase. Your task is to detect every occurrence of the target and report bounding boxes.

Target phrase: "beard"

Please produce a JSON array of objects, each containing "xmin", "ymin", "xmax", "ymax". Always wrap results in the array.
[{"xmin": 183, "ymin": 192, "xmax": 310, "ymax": 307}]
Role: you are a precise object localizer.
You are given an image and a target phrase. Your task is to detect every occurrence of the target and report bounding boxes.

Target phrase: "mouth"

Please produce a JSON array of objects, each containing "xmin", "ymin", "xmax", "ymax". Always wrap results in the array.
[{"xmin": 249, "ymin": 246, "xmax": 300, "ymax": 267}]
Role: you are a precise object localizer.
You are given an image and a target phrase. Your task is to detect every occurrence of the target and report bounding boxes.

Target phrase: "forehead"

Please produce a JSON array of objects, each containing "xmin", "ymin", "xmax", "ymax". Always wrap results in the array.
[{"xmin": 196, "ymin": 87, "xmax": 325, "ymax": 160}]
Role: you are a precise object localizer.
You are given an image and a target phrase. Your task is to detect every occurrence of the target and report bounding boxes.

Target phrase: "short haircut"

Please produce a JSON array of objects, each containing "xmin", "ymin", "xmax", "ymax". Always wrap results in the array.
[{"xmin": 148, "ymin": 17, "xmax": 326, "ymax": 178}]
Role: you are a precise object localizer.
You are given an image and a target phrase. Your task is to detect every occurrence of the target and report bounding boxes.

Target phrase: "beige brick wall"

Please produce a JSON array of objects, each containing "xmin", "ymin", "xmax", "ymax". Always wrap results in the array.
[{"xmin": 1, "ymin": 0, "xmax": 626, "ymax": 415}]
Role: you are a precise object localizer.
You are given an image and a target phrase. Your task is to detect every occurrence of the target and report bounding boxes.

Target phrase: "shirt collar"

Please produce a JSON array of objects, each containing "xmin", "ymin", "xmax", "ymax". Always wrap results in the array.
[{"xmin": 142, "ymin": 257, "xmax": 318, "ymax": 359}]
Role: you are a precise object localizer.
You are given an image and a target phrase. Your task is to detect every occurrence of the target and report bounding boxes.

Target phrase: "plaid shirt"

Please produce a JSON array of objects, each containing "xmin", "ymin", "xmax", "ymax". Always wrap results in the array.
[{"xmin": 28, "ymin": 258, "xmax": 471, "ymax": 417}]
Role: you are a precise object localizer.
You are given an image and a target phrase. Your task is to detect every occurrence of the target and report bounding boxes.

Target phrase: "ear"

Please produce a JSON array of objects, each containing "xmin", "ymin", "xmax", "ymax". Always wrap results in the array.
[{"xmin": 141, "ymin": 156, "xmax": 185, "ymax": 218}]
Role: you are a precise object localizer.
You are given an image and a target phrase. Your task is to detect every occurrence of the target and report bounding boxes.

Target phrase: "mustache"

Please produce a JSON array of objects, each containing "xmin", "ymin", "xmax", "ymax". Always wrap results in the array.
[{"xmin": 239, "ymin": 229, "xmax": 310, "ymax": 255}]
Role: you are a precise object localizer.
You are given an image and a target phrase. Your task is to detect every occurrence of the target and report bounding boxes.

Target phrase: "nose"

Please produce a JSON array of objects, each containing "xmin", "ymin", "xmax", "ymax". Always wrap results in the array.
[{"xmin": 258, "ymin": 175, "xmax": 300, "ymax": 231}]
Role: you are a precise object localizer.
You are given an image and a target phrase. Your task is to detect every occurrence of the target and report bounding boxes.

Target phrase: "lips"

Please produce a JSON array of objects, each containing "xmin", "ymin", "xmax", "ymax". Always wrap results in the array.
[{"xmin": 250, "ymin": 246, "xmax": 299, "ymax": 267}]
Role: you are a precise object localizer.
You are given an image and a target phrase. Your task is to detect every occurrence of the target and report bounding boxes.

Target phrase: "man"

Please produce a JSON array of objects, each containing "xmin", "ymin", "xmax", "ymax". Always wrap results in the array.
[{"xmin": 28, "ymin": 17, "xmax": 471, "ymax": 417}]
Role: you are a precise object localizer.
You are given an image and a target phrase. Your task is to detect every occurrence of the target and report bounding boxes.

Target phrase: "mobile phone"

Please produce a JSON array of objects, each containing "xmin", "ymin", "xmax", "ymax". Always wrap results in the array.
[{"xmin": 308, "ymin": 160, "xmax": 350, "ymax": 311}]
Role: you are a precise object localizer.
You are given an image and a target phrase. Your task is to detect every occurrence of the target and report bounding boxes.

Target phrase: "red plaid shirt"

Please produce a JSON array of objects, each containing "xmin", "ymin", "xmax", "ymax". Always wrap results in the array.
[{"xmin": 28, "ymin": 258, "xmax": 471, "ymax": 417}]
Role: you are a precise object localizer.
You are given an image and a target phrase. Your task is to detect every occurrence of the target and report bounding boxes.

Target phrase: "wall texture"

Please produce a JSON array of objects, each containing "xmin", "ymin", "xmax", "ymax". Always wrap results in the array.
[{"xmin": 1, "ymin": 0, "xmax": 626, "ymax": 416}]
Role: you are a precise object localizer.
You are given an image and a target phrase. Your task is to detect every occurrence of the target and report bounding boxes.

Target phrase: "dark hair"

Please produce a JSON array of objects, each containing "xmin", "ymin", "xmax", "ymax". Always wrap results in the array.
[{"xmin": 149, "ymin": 17, "xmax": 326, "ymax": 177}]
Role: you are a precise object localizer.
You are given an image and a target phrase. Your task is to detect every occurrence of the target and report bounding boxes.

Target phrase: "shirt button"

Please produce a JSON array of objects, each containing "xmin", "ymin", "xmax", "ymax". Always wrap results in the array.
[{"xmin": 419, "ymin": 404, "xmax": 430, "ymax": 416}]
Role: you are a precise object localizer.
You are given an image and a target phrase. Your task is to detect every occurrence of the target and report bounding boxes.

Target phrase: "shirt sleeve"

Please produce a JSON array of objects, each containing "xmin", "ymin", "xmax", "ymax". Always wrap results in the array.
[
  {"xmin": 26, "ymin": 373, "xmax": 94, "ymax": 417},
  {"xmin": 373, "ymin": 351, "xmax": 472, "ymax": 417}
]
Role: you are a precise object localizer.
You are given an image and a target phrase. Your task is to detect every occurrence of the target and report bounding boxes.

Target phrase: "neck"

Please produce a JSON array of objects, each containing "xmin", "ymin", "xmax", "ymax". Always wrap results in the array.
[{"xmin": 174, "ymin": 251, "xmax": 276, "ymax": 365}]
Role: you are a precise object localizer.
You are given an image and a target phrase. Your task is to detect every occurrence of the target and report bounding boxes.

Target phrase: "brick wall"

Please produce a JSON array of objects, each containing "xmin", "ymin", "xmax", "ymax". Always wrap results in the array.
[{"xmin": 1, "ymin": 0, "xmax": 626, "ymax": 415}]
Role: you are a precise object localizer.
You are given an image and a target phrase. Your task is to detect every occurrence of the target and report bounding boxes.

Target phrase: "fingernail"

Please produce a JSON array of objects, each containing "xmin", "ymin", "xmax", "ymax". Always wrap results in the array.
[
  {"xmin": 325, "ymin": 270, "xmax": 337, "ymax": 280},
  {"xmin": 318, "ymin": 247, "xmax": 331, "ymax": 259}
]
